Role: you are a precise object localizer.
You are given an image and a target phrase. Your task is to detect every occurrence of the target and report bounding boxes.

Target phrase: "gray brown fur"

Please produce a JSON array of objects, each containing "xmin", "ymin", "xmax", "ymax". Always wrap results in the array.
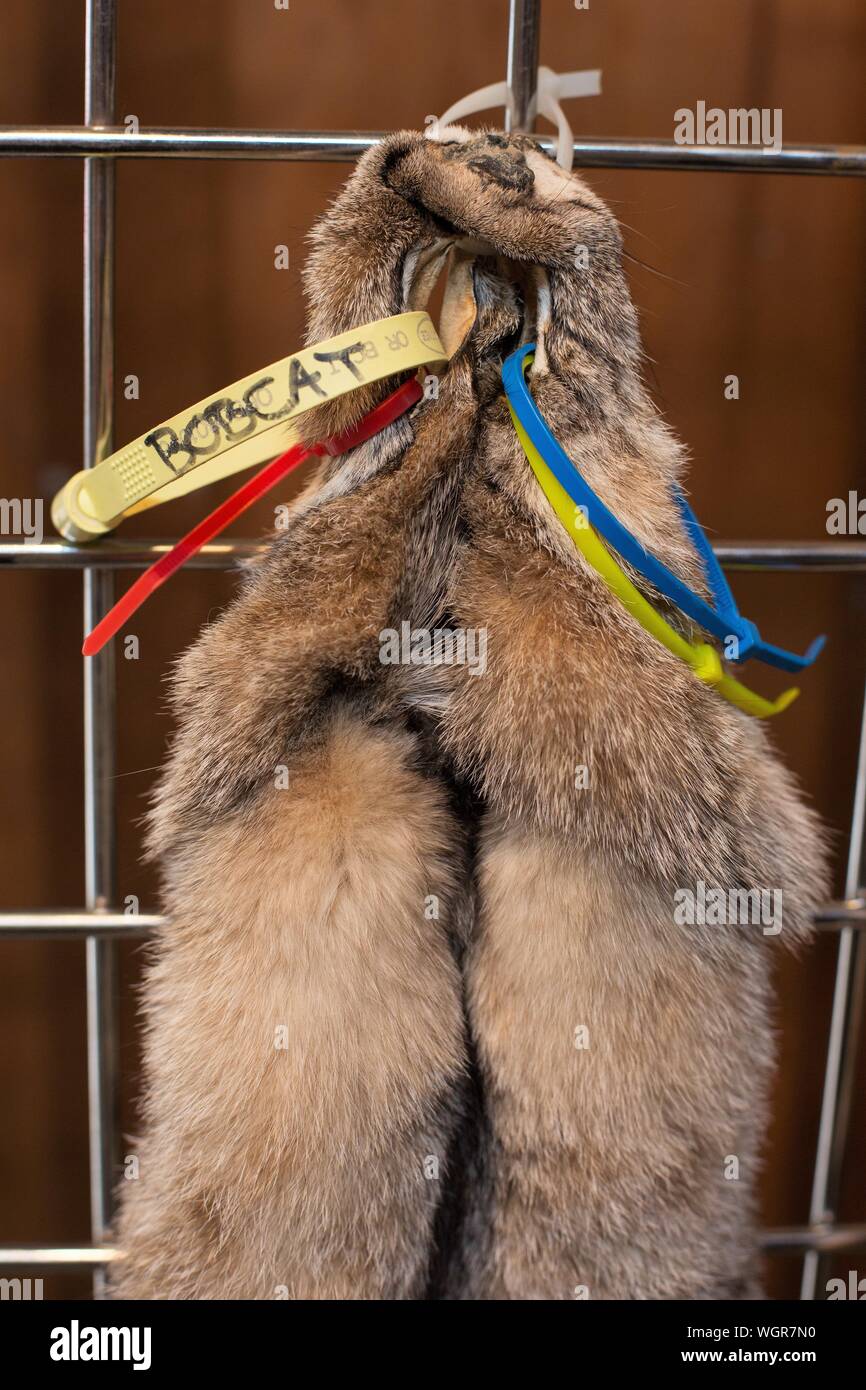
[{"xmin": 111, "ymin": 130, "xmax": 827, "ymax": 1301}]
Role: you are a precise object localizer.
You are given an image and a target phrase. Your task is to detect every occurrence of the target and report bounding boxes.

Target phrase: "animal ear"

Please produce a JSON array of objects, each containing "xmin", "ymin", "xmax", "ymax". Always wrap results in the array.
[
  {"xmin": 302, "ymin": 132, "xmax": 447, "ymax": 345},
  {"xmin": 430, "ymin": 246, "xmax": 478, "ymax": 358},
  {"xmin": 299, "ymin": 134, "xmax": 459, "ymax": 442}
]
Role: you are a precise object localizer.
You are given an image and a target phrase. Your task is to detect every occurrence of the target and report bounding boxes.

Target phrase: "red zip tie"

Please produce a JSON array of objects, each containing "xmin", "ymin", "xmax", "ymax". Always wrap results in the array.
[{"xmin": 82, "ymin": 377, "xmax": 422, "ymax": 657}]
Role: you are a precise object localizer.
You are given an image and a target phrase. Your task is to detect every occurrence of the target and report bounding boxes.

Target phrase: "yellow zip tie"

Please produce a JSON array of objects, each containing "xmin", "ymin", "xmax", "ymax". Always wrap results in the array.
[
  {"xmin": 52, "ymin": 311, "xmax": 447, "ymax": 541},
  {"xmin": 509, "ymin": 409, "xmax": 799, "ymax": 719}
]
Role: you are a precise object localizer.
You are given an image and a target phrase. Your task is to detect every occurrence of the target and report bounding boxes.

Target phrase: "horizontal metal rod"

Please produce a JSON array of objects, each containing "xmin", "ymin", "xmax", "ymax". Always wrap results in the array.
[
  {"xmin": 0, "ymin": 900, "xmax": 861, "ymax": 940},
  {"xmin": 0, "ymin": 912, "xmax": 161, "ymax": 939},
  {"xmin": 1, "ymin": 1223, "xmax": 863, "ymax": 1267},
  {"xmin": 0, "ymin": 1245, "xmax": 120, "ymax": 1267},
  {"xmin": 816, "ymin": 900, "xmax": 866, "ymax": 931},
  {"xmin": 817, "ymin": 900, "xmax": 861, "ymax": 934},
  {"xmin": 0, "ymin": 127, "xmax": 865, "ymax": 175},
  {"xmin": 711, "ymin": 541, "xmax": 866, "ymax": 572},
  {"xmin": 3, "ymin": 539, "xmax": 866, "ymax": 572},
  {"xmin": 0, "ymin": 539, "xmax": 247, "ymax": 569},
  {"xmin": 762, "ymin": 1223, "xmax": 866, "ymax": 1256}
]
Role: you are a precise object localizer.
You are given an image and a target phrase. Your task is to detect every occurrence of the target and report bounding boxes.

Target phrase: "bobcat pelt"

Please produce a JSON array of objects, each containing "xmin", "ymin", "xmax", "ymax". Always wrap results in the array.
[{"xmin": 111, "ymin": 129, "xmax": 827, "ymax": 1301}]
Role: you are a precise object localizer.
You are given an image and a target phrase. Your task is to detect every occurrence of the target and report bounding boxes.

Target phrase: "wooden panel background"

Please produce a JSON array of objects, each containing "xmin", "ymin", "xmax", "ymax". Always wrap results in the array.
[{"xmin": 0, "ymin": 0, "xmax": 864, "ymax": 1300}]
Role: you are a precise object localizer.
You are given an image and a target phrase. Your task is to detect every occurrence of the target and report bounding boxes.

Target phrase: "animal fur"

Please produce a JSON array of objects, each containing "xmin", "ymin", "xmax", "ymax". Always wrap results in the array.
[{"xmin": 111, "ymin": 129, "xmax": 827, "ymax": 1300}]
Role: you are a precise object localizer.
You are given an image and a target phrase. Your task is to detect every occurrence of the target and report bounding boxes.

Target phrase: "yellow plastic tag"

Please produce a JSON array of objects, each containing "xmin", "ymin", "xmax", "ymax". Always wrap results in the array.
[
  {"xmin": 52, "ymin": 311, "xmax": 447, "ymax": 541},
  {"xmin": 510, "ymin": 407, "xmax": 799, "ymax": 719}
]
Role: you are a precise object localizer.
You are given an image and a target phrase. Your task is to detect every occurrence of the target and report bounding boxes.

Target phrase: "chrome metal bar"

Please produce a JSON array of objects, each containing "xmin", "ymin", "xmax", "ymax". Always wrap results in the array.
[
  {"xmin": 564, "ymin": 139, "xmax": 866, "ymax": 176},
  {"xmin": 506, "ymin": 0, "xmax": 540, "ymax": 133},
  {"xmin": 815, "ymin": 900, "xmax": 866, "ymax": 931},
  {"xmin": 0, "ymin": 539, "xmax": 249, "ymax": 568},
  {"xmin": 0, "ymin": 901, "xmax": 860, "ymax": 940},
  {"xmin": 0, "ymin": 912, "xmax": 160, "ymax": 938},
  {"xmin": 1, "ymin": 1223, "xmax": 862, "ymax": 1268},
  {"xmin": 3, "ymin": 538, "xmax": 866, "ymax": 571},
  {"xmin": 712, "ymin": 540, "xmax": 866, "ymax": 571},
  {"xmin": 802, "ymin": 681, "xmax": 866, "ymax": 1300},
  {"xmin": 1, "ymin": 127, "xmax": 865, "ymax": 175},
  {"xmin": 82, "ymin": 0, "xmax": 118, "ymax": 1302},
  {"xmin": 764, "ymin": 1224, "xmax": 866, "ymax": 1256},
  {"xmin": 0, "ymin": 1245, "xmax": 120, "ymax": 1267},
  {"xmin": 0, "ymin": 127, "xmax": 378, "ymax": 160}
]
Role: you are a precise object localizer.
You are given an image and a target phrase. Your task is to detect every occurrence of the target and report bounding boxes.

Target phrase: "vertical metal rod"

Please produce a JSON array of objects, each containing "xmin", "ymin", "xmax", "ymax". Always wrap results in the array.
[
  {"xmin": 505, "ymin": 0, "xmax": 540, "ymax": 132},
  {"xmin": 83, "ymin": 0, "xmax": 118, "ymax": 1300},
  {"xmin": 801, "ymin": 681, "xmax": 866, "ymax": 1299}
]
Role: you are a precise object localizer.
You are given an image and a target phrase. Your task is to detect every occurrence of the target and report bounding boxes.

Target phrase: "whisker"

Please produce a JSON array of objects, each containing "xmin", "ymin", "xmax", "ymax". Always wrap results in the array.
[{"xmin": 622, "ymin": 248, "xmax": 690, "ymax": 290}]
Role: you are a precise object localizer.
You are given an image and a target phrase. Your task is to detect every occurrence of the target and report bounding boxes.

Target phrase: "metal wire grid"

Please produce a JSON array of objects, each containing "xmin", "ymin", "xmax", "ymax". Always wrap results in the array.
[{"xmin": 0, "ymin": 0, "xmax": 864, "ymax": 1300}]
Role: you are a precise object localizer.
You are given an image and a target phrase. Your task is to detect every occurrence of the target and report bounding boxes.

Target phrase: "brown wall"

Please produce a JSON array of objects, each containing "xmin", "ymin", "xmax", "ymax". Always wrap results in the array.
[{"xmin": 0, "ymin": 0, "xmax": 864, "ymax": 1300}]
